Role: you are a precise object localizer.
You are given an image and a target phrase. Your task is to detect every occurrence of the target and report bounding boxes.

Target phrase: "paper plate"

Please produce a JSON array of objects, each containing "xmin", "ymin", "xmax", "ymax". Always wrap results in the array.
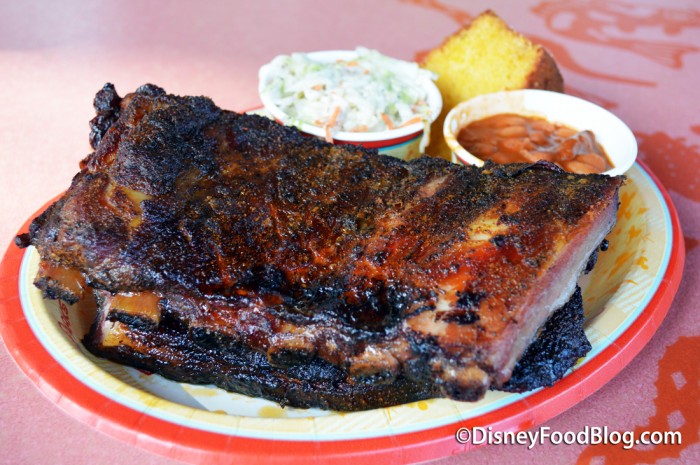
[{"xmin": 0, "ymin": 161, "xmax": 685, "ymax": 464}]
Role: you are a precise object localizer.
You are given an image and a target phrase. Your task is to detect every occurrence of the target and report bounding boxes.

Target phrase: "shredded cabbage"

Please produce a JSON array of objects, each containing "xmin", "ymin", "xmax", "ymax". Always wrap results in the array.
[{"xmin": 262, "ymin": 48, "xmax": 436, "ymax": 140}]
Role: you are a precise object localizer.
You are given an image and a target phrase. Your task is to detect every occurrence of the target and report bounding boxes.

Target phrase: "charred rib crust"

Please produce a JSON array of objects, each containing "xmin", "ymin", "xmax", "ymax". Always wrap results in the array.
[
  {"xmin": 89, "ymin": 83, "xmax": 122, "ymax": 149},
  {"xmin": 84, "ymin": 312, "xmax": 440, "ymax": 411}
]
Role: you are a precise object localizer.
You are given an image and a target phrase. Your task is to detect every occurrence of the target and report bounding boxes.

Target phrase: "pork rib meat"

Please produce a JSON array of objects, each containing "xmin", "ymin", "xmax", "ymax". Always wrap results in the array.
[{"xmin": 17, "ymin": 84, "xmax": 623, "ymax": 410}]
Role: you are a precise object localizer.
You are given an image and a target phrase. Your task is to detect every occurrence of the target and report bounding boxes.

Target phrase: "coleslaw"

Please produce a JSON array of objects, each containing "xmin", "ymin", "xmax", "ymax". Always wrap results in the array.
[{"xmin": 260, "ymin": 47, "xmax": 437, "ymax": 142}]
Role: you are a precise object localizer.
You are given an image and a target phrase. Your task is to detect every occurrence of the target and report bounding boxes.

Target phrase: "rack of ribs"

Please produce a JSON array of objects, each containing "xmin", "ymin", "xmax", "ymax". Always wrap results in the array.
[{"xmin": 16, "ymin": 84, "xmax": 623, "ymax": 410}]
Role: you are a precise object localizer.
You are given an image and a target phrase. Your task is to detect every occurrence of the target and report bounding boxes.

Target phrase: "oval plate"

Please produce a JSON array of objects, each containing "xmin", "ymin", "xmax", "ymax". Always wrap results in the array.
[{"xmin": 0, "ymin": 161, "xmax": 685, "ymax": 464}]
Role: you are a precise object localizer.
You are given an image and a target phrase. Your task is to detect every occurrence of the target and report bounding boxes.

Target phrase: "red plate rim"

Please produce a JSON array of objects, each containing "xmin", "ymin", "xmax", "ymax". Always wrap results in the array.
[{"xmin": 0, "ymin": 160, "xmax": 685, "ymax": 465}]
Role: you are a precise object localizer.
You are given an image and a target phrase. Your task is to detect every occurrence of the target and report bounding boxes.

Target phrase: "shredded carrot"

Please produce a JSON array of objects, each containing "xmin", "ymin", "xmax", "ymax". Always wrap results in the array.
[
  {"xmin": 381, "ymin": 113, "xmax": 395, "ymax": 130},
  {"xmin": 324, "ymin": 106, "xmax": 341, "ymax": 143},
  {"xmin": 398, "ymin": 115, "xmax": 423, "ymax": 128},
  {"xmin": 311, "ymin": 84, "xmax": 324, "ymax": 90},
  {"xmin": 411, "ymin": 100, "xmax": 427, "ymax": 112},
  {"xmin": 345, "ymin": 60, "xmax": 359, "ymax": 66},
  {"xmin": 328, "ymin": 106, "xmax": 341, "ymax": 127},
  {"xmin": 352, "ymin": 125, "xmax": 369, "ymax": 132}
]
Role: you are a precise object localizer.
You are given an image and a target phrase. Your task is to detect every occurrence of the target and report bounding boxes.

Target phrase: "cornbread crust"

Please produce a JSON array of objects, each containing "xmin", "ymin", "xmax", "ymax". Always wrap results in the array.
[{"xmin": 526, "ymin": 46, "xmax": 565, "ymax": 92}]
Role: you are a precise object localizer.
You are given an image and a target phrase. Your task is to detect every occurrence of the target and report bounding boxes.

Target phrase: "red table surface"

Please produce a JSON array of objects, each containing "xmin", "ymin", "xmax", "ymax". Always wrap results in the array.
[{"xmin": 0, "ymin": 1, "xmax": 698, "ymax": 464}]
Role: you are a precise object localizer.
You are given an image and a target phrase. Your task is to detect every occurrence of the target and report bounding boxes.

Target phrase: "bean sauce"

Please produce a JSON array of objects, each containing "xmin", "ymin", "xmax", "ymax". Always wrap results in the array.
[{"xmin": 457, "ymin": 113, "xmax": 613, "ymax": 174}]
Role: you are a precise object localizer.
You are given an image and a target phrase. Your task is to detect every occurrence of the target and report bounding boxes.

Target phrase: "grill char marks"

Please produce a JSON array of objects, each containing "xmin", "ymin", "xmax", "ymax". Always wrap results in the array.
[{"xmin": 22, "ymin": 84, "xmax": 623, "ymax": 409}]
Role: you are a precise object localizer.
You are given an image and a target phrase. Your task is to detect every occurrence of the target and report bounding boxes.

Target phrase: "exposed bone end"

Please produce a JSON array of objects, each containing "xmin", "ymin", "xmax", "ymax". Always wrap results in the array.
[
  {"xmin": 438, "ymin": 364, "xmax": 490, "ymax": 401},
  {"xmin": 104, "ymin": 291, "xmax": 162, "ymax": 329},
  {"xmin": 97, "ymin": 320, "xmax": 135, "ymax": 348},
  {"xmin": 267, "ymin": 335, "xmax": 317, "ymax": 367},
  {"xmin": 34, "ymin": 261, "xmax": 86, "ymax": 304},
  {"xmin": 347, "ymin": 346, "xmax": 400, "ymax": 385}
]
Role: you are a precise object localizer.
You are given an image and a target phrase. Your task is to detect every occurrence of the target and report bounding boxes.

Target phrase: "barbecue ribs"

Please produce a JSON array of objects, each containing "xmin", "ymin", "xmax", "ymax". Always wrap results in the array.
[{"xmin": 17, "ymin": 84, "xmax": 623, "ymax": 410}]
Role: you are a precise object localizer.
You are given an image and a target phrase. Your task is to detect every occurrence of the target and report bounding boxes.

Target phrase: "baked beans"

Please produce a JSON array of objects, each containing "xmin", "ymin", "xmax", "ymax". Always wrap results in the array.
[{"xmin": 457, "ymin": 113, "xmax": 613, "ymax": 174}]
